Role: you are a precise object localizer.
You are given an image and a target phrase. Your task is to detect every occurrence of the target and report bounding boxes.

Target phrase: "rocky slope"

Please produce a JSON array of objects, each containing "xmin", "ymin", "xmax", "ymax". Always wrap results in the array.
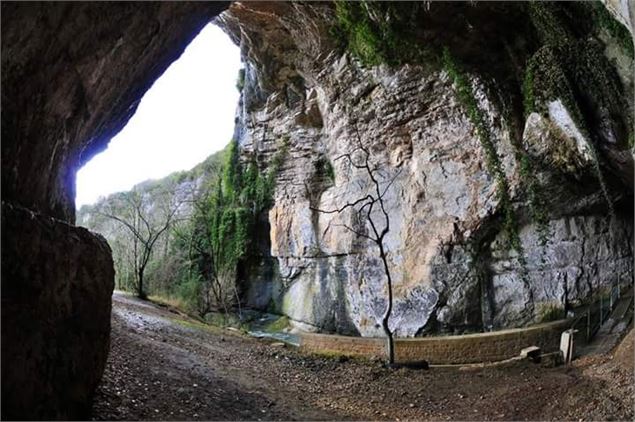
[{"xmin": 218, "ymin": 1, "xmax": 634, "ymax": 336}]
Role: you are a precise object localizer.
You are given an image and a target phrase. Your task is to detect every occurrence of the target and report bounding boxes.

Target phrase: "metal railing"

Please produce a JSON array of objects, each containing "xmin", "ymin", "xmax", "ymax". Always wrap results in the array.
[{"xmin": 568, "ymin": 280, "xmax": 627, "ymax": 344}]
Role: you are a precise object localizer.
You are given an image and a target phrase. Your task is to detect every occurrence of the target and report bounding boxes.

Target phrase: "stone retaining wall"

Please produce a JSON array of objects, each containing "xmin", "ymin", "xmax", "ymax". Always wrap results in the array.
[{"xmin": 300, "ymin": 319, "xmax": 573, "ymax": 364}]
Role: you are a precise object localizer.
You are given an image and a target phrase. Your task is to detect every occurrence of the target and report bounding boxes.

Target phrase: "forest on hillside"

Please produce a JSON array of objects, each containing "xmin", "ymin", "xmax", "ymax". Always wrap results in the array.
[{"xmin": 78, "ymin": 139, "xmax": 287, "ymax": 318}]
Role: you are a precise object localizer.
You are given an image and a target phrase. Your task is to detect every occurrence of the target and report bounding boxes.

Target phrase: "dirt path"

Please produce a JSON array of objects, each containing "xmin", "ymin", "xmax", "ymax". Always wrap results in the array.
[{"xmin": 92, "ymin": 293, "xmax": 633, "ymax": 421}]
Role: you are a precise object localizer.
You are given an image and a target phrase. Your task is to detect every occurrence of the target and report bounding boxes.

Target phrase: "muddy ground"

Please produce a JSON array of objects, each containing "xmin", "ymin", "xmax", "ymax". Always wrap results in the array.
[{"xmin": 91, "ymin": 293, "xmax": 634, "ymax": 421}]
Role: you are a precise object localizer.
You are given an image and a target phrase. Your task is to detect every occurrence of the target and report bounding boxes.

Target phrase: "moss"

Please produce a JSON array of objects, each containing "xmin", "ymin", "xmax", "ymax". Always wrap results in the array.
[
  {"xmin": 173, "ymin": 317, "xmax": 228, "ymax": 335},
  {"xmin": 266, "ymin": 299, "xmax": 278, "ymax": 314},
  {"xmin": 588, "ymin": 0, "xmax": 634, "ymax": 58},
  {"xmin": 523, "ymin": 41, "xmax": 624, "ymax": 215},
  {"xmin": 537, "ymin": 303, "xmax": 565, "ymax": 323},
  {"xmin": 236, "ymin": 68, "xmax": 245, "ymax": 92},
  {"xmin": 315, "ymin": 156, "xmax": 335, "ymax": 183},
  {"xmin": 442, "ymin": 48, "xmax": 522, "ymax": 254},
  {"xmin": 332, "ymin": 1, "xmax": 425, "ymax": 66},
  {"xmin": 519, "ymin": 155, "xmax": 550, "ymax": 250},
  {"xmin": 263, "ymin": 315, "xmax": 290, "ymax": 333}
]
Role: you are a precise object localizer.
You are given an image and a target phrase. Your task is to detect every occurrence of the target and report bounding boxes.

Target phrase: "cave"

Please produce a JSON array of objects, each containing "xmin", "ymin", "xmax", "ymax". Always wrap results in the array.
[
  {"xmin": 1, "ymin": 3, "xmax": 229, "ymax": 419},
  {"xmin": 2, "ymin": 1, "xmax": 633, "ymax": 420}
]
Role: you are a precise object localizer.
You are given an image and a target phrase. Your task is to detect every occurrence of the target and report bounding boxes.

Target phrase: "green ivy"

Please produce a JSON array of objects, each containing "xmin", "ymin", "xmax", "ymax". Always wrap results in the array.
[
  {"xmin": 527, "ymin": 2, "xmax": 574, "ymax": 47},
  {"xmin": 315, "ymin": 156, "xmax": 335, "ymax": 183},
  {"xmin": 500, "ymin": 96, "xmax": 551, "ymax": 251},
  {"xmin": 332, "ymin": 1, "xmax": 423, "ymax": 66},
  {"xmin": 191, "ymin": 138, "xmax": 289, "ymax": 289},
  {"xmin": 521, "ymin": 66, "xmax": 535, "ymax": 118},
  {"xmin": 442, "ymin": 48, "xmax": 523, "ymax": 255},
  {"xmin": 588, "ymin": 0, "xmax": 634, "ymax": 58},
  {"xmin": 519, "ymin": 155, "xmax": 550, "ymax": 249},
  {"xmin": 236, "ymin": 68, "xmax": 246, "ymax": 92},
  {"xmin": 523, "ymin": 44, "xmax": 618, "ymax": 215}
]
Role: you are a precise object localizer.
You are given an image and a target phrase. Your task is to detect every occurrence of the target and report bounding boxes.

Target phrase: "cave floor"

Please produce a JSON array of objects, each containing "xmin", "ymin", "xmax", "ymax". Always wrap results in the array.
[{"xmin": 91, "ymin": 293, "xmax": 634, "ymax": 421}]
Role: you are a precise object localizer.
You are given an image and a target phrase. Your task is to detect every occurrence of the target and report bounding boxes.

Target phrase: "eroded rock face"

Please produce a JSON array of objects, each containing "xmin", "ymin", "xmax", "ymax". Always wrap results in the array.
[
  {"xmin": 219, "ymin": 2, "xmax": 634, "ymax": 336},
  {"xmin": 1, "ymin": 2, "xmax": 227, "ymax": 418},
  {"xmin": 1, "ymin": 202, "xmax": 114, "ymax": 420}
]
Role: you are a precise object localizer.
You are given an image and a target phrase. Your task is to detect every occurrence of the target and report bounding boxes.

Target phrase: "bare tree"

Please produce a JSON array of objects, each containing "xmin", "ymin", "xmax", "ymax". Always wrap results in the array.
[
  {"xmin": 96, "ymin": 186, "xmax": 184, "ymax": 299},
  {"xmin": 312, "ymin": 128, "xmax": 401, "ymax": 365}
]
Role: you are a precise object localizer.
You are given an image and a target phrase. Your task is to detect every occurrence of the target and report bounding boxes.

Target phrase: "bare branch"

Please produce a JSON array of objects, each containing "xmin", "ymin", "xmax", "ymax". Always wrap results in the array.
[
  {"xmin": 333, "ymin": 223, "xmax": 375, "ymax": 242},
  {"xmin": 310, "ymin": 194, "xmax": 373, "ymax": 215},
  {"xmin": 312, "ymin": 119, "xmax": 396, "ymax": 364}
]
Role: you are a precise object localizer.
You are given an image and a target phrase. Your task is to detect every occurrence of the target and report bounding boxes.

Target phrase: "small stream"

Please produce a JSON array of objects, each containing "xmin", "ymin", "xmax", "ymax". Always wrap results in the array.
[{"xmin": 244, "ymin": 312, "xmax": 300, "ymax": 347}]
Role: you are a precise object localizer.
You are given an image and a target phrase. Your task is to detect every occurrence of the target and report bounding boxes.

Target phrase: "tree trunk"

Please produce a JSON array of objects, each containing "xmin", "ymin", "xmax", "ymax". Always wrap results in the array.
[
  {"xmin": 379, "ymin": 249, "xmax": 395, "ymax": 365},
  {"xmin": 137, "ymin": 268, "xmax": 146, "ymax": 299}
]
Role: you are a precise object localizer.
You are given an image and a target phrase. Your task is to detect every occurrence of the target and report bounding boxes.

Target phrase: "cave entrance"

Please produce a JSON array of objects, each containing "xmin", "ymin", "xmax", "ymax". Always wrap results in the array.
[
  {"xmin": 76, "ymin": 23, "xmax": 241, "ymax": 208},
  {"xmin": 76, "ymin": 23, "xmax": 242, "ymax": 298},
  {"xmin": 75, "ymin": 21, "xmax": 244, "ymax": 303}
]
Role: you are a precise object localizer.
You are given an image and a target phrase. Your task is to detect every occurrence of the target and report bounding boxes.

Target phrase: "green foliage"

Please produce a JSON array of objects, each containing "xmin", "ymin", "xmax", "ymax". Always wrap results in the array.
[
  {"xmin": 223, "ymin": 139, "xmax": 243, "ymax": 202},
  {"xmin": 523, "ymin": 2, "xmax": 634, "ymax": 217},
  {"xmin": 78, "ymin": 135, "xmax": 289, "ymax": 315},
  {"xmin": 522, "ymin": 66, "xmax": 535, "ymax": 118},
  {"xmin": 236, "ymin": 68, "xmax": 246, "ymax": 92},
  {"xmin": 177, "ymin": 274, "xmax": 205, "ymax": 315},
  {"xmin": 442, "ymin": 48, "xmax": 522, "ymax": 253},
  {"xmin": 332, "ymin": 1, "xmax": 424, "ymax": 66},
  {"xmin": 588, "ymin": 0, "xmax": 634, "ymax": 58},
  {"xmin": 537, "ymin": 303, "xmax": 565, "ymax": 323},
  {"xmin": 185, "ymin": 137, "xmax": 289, "ymax": 312},
  {"xmin": 522, "ymin": 42, "xmax": 624, "ymax": 215},
  {"xmin": 315, "ymin": 156, "xmax": 335, "ymax": 183},
  {"xmin": 527, "ymin": 2, "xmax": 574, "ymax": 47},
  {"xmin": 268, "ymin": 137, "xmax": 289, "ymax": 177},
  {"xmin": 519, "ymin": 155, "xmax": 550, "ymax": 249},
  {"xmin": 263, "ymin": 315, "xmax": 289, "ymax": 333}
]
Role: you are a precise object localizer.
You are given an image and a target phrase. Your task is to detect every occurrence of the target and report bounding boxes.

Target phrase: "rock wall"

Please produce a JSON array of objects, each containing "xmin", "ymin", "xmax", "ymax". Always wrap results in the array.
[
  {"xmin": 1, "ymin": 202, "xmax": 114, "ymax": 419},
  {"xmin": 1, "ymin": 3, "xmax": 227, "ymax": 419},
  {"xmin": 1, "ymin": 2, "xmax": 227, "ymax": 222},
  {"xmin": 219, "ymin": 2, "xmax": 634, "ymax": 337},
  {"xmin": 602, "ymin": 0, "xmax": 635, "ymax": 34}
]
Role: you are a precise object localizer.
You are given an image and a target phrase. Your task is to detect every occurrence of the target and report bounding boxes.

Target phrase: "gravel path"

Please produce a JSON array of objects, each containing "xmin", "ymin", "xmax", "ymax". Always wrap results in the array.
[{"xmin": 91, "ymin": 293, "xmax": 634, "ymax": 421}]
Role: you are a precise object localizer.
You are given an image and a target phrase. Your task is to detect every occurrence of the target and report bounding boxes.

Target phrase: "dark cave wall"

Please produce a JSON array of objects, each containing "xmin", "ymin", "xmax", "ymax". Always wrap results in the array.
[
  {"xmin": 1, "ymin": 2, "xmax": 227, "ymax": 419},
  {"xmin": 1, "ymin": 1, "xmax": 227, "ymax": 222}
]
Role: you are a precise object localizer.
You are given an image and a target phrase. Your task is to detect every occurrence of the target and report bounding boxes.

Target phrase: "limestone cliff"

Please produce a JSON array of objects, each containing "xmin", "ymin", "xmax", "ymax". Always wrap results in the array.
[{"xmin": 218, "ymin": 1, "xmax": 634, "ymax": 336}]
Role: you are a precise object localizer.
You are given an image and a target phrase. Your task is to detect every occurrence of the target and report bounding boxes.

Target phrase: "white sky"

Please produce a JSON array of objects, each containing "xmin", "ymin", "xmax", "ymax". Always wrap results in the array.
[{"xmin": 76, "ymin": 24, "xmax": 241, "ymax": 207}]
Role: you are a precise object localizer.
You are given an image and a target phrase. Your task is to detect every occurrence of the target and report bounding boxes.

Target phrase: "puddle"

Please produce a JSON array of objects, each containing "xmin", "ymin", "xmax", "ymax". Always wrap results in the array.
[
  {"xmin": 247, "ymin": 330, "xmax": 300, "ymax": 347},
  {"xmin": 243, "ymin": 312, "xmax": 300, "ymax": 346}
]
